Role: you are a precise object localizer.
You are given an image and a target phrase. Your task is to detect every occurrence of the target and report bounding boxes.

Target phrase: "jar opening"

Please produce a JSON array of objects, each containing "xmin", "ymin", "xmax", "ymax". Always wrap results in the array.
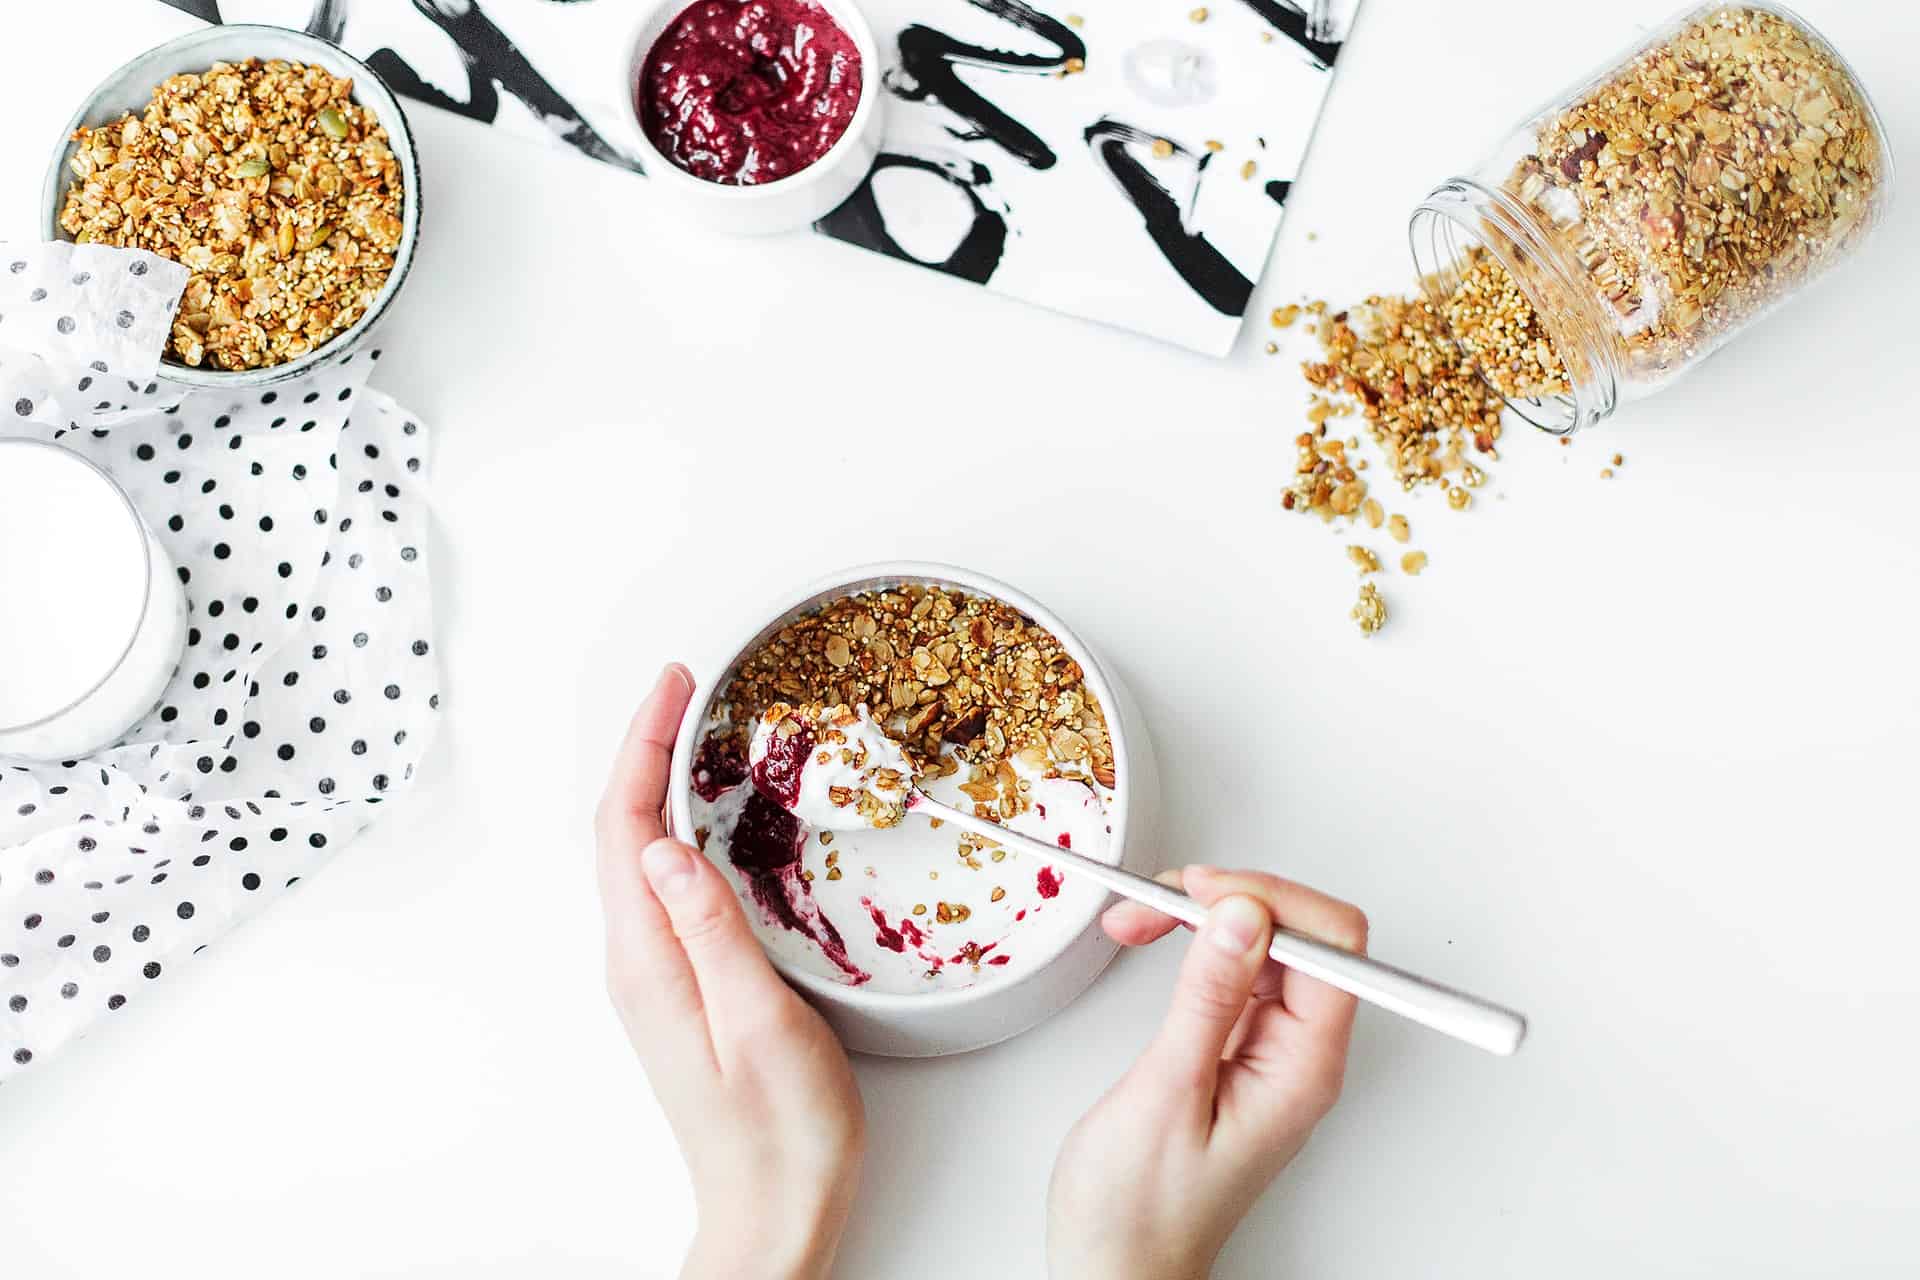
[{"xmin": 1409, "ymin": 181, "xmax": 1620, "ymax": 436}]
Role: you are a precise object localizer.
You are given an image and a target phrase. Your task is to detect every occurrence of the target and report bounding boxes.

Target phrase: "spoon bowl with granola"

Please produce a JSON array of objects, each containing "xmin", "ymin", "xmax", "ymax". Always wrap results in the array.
[{"xmin": 669, "ymin": 562, "xmax": 1162, "ymax": 1057}]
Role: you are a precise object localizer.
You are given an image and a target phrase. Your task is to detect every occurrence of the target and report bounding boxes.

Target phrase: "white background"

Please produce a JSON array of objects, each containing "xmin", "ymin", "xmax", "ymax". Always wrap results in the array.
[{"xmin": 3, "ymin": 0, "xmax": 1918, "ymax": 1276}]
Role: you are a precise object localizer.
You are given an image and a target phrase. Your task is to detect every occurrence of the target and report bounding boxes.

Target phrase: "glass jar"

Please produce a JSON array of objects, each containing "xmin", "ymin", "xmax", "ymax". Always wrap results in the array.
[
  {"xmin": 0, "ymin": 439, "xmax": 186, "ymax": 761},
  {"xmin": 1409, "ymin": 2, "xmax": 1893, "ymax": 433}
]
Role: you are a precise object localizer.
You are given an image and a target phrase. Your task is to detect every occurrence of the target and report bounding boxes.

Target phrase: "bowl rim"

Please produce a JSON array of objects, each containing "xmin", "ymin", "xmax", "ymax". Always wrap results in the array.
[
  {"xmin": 41, "ymin": 23, "xmax": 423, "ymax": 389},
  {"xmin": 617, "ymin": 0, "xmax": 882, "ymax": 201},
  {"xmin": 668, "ymin": 560, "xmax": 1133, "ymax": 1012}
]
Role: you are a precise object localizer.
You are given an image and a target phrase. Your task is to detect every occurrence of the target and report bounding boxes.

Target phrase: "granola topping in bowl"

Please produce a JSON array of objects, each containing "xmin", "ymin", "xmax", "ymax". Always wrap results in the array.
[
  {"xmin": 58, "ymin": 58, "xmax": 405, "ymax": 372},
  {"xmin": 689, "ymin": 585, "xmax": 1118, "ymax": 994}
]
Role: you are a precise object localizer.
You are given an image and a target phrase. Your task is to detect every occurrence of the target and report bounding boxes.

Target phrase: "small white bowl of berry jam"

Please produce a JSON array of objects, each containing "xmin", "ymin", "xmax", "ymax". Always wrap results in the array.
[
  {"xmin": 668, "ymin": 563, "xmax": 1162, "ymax": 1057},
  {"xmin": 619, "ymin": 0, "xmax": 884, "ymax": 236}
]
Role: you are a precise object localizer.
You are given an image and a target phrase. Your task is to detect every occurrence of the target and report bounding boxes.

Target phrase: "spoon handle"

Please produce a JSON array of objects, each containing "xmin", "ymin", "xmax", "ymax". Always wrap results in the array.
[{"xmin": 908, "ymin": 794, "xmax": 1528, "ymax": 1057}]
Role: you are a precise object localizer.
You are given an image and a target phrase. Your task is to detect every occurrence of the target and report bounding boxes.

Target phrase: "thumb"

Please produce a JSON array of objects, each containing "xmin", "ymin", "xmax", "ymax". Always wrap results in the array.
[{"xmin": 1141, "ymin": 894, "xmax": 1273, "ymax": 1104}]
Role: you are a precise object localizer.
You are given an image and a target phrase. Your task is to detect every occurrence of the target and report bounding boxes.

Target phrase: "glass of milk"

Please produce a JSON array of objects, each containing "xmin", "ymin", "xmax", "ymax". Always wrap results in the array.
[{"xmin": 0, "ymin": 439, "xmax": 187, "ymax": 760}]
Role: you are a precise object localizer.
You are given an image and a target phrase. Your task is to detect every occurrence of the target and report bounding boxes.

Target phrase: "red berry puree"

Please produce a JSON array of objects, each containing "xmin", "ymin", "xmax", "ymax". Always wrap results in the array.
[{"xmin": 639, "ymin": 0, "xmax": 863, "ymax": 186}]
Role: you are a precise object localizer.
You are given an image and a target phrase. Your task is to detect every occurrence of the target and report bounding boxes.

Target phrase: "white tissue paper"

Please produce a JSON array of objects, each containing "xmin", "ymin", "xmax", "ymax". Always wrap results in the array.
[{"xmin": 0, "ymin": 241, "xmax": 440, "ymax": 1079}]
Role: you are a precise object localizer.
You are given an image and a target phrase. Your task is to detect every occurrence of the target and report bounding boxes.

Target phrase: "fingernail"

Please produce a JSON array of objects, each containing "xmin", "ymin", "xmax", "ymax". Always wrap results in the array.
[
  {"xmin": 660, "ymin": 663, "xmax": 694, "ymax": 697},
  {"xmin": 642, "ymin": 840, "xmax": 697, "ymax": 899},
  {"xmin": 1205, "ymin": 896, "xmax": 1268, "ymax": 955}
]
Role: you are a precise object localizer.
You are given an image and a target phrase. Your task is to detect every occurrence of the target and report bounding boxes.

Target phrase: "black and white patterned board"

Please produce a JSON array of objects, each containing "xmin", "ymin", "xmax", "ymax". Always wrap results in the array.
[
  {"xmin": 159, "ymin": 0, "xmax": 1358, "ymax": 355},
  {"xmin": 0, "ymin": 241, "xmax": 440, "ymax": 1079}
]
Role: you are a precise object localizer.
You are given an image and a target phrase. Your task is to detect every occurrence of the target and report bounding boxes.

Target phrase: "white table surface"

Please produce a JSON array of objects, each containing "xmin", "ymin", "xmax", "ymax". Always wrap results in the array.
[{"xmin": 4, "ymin": 1, "xmax": 1918, "ymax": 1275}]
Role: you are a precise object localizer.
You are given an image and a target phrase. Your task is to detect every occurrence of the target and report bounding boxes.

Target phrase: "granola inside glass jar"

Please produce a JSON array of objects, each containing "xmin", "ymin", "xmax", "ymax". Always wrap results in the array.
[{"xmin": 1410, "ymin": 2, "xmax": 1892, "ymax": 433}]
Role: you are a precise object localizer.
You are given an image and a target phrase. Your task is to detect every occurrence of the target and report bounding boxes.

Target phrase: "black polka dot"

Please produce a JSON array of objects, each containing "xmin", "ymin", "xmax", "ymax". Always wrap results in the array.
[
  {"xmin": 92, "ymin": 945, "xmax": 111, "ymax": 963},
  {"xmin": 143, "ymin": 962, "xmax": 162, "ymax": 979},
  {"xmin": 107, "ymin": 995, "xmax": 125, "ymax": 1010},
  {"xmin": 11, "ymin": 1049, "xmax": 29, "ymax": 1065},
  {"xmin": 242, "ymin": 873, "xmax": 261, "ymax": 890},
  {"xmin": 131, "ymin": 925, "xmax": 149, "ymax": 942}
]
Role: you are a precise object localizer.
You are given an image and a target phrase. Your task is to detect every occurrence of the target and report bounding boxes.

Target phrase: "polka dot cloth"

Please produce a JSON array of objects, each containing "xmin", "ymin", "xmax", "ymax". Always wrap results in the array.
[{"xmin": 0, "ymin": 241, "xmax": 439, "ymax": 1078}]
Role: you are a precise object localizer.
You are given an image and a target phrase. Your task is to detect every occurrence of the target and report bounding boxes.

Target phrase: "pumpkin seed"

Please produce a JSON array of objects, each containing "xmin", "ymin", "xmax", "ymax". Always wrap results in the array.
[
  {"xmin": 233, "ymin": 157, "xmax": 270, "ymax": 178},
  {"xmin": 317, "ymin": 108, "xmax": 349, "ymax": 140}
]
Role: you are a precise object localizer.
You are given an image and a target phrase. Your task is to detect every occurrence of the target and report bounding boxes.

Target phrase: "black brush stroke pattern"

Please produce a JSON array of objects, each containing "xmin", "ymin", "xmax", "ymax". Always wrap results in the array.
[
  {"xmin": 815, "ymin": 154, "xmax": 1008, "ymax": 285},
  {"xmin": 1264, "ymin": 178, "xmax": 1292, "ymax": 205},
  {"xmin": 161, "ymin": 0, "xmax": 641, "ymax": 173},
  {"xmin": 884, "ymin": 0, "xmax": 1086, "ymax": 171},
  {"xmin": 1083, "ymin": 121, "xmax": 1251, "ymax": 317},
  {"xmin": 1236, "ymin": 0, "xmax": 1343, "ymax": 69}
]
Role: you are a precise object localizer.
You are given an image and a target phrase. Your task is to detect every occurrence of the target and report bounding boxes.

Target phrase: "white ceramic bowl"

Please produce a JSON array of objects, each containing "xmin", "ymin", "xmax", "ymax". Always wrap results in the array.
[
  {"xmin": 615, "ymin": 0, "xmax": 884, "ymax": 236},
  {"xmin": 43, "ymin": 25, "xmax": 423, "ymax": 390},
  {"xmin": 668, "ymin": 562, "xmax": 1161, "ymax": 1057}
]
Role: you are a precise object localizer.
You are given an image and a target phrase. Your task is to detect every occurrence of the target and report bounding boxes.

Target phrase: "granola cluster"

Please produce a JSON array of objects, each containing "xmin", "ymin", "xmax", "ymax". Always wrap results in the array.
[
  {"xmin": 58, "ymin": 59, "xmax": 405, "ymax": 371},
  {"xmin": 717, "ymin": 585, "xmax": 1115, "ymax": 806},
  {"xmin": 1504, "ymin": 4, "xmax": 1885, "ymax": 376}
]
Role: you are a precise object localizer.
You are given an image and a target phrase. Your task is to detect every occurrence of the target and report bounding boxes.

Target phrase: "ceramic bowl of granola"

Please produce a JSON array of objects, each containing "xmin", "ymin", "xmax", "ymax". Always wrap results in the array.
[
  {"xmin": 668, "ymin": 562, "xmax": 1160, "ymax": 1057},
  {"xmin": 43, "ymin": 24, "xmax": 420, "ymax": 389}
]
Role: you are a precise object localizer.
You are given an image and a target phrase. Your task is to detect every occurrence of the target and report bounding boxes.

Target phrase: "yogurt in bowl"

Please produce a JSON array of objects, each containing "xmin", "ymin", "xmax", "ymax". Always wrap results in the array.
[{"xmin": 669, "ymin": 563, "xmax": 1159, "ymax": 1056}]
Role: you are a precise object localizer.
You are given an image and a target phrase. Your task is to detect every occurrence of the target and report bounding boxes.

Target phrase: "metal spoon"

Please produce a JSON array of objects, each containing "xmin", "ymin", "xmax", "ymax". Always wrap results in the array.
[
  {"xmin": 751, "ymin": 706, "xmax": 1528, "ymax": 1056},
  {"xmin": 901, "ymin": 789, "xmax": 1528, "ymax": 1057}
]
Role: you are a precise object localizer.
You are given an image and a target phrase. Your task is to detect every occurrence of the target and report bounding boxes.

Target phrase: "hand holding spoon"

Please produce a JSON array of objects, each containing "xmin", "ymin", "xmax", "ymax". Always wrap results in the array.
[{"xmin": 749, "ymin": 704, "xmax": 1528, "ymax": 1056}]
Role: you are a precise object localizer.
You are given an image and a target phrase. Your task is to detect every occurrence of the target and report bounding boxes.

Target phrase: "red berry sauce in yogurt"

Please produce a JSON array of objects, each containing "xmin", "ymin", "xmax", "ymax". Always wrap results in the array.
[{"xmin": 639, "ymin": 0, "xmax": 863, "ymax": 185}]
